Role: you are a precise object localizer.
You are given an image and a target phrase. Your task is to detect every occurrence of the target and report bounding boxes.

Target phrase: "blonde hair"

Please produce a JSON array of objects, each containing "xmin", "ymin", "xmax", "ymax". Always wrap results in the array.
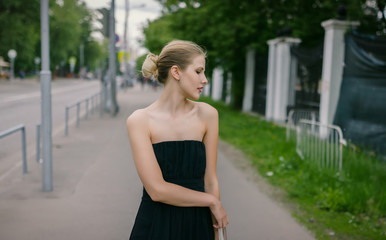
[{"xmin": 141, "ymin": 40, "xmax": 206, "ymax": 84}]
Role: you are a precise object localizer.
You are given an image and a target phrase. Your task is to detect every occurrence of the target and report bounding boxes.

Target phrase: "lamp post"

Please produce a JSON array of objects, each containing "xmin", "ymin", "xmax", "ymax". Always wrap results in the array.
[
  {"xmin": 80, "ymin": 43, "xmax": 84, "ymax": 76},
  {"xmin": 79, "ymin": 38, "xmax": 92, "ymax": 79},
  {"xmin": 40, "ymin": 0, "xmax": 53, "ymax": 192},
  {"xmin": 34, "ymin": 57, "xmax": 41, "ymax": 76},
  {"xmin": 122, "ymin": 0, "xmax": 145, "ymax": 86},
  {"xmin": 7, "ymin": 49, "xmax": 17, "ymax": 81}
]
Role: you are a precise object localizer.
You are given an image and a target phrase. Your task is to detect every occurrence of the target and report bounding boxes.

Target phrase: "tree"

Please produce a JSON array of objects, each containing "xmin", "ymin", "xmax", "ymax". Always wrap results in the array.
[
  {"xmin": 0, "ymin": 0, "xmax": 106, "ymax": 77},
  {"xmin": 142, "ymin": 14, "xmax": 176, "ymax": 54},
  {"xmin": 0, "ymin": 0, "xmax": 40, "ymax": 73},
  {"xmin": 144, "ymin": 0, "xmax": 385, "ymax": 109}
]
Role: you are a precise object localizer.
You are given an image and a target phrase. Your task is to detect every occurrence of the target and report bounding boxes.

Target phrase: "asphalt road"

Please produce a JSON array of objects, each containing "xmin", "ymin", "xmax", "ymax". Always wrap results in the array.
[{"xmin": 0, "ymin": 78, "xmax": 100, "ymax": 179}]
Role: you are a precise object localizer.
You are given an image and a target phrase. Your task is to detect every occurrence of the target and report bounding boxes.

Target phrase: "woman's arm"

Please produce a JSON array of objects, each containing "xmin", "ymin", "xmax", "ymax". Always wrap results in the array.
[
  {"xmin": 126, "ymin": 109, "xmax": 218, "ymax": 208},
  {"xmin": 202, "ymin": 103, "xmax": 220, "ymax": 200},
  {"xmin": 200, "ymin": 103, "xmax": 229, "ymax": 230}
]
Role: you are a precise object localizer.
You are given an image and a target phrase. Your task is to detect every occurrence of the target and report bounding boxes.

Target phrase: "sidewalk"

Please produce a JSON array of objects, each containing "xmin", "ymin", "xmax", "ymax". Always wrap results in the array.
[{"xmin": 0, "ymin": 84, "xmax": 315, "ymax": 240}]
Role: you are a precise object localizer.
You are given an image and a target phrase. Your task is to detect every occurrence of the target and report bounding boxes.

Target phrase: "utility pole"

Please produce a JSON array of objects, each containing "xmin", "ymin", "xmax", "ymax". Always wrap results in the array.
[
  {"xmin": 109, "ymin": 0, "xmax": 119, "ymax": 115},
  {"xmin": 122, "ymin": 0, "xmax": 130, "ymax": 87},
  {"xmin": 40, "ymin": 0, "xmax": 53, "ymax": 192},
  {"xmin": 121, "ymin": 1, "xmax": 145, "ymax": 86},
  {"xmin": 80, "ymin": 43, "xmax": 84, "ymax": 78}
]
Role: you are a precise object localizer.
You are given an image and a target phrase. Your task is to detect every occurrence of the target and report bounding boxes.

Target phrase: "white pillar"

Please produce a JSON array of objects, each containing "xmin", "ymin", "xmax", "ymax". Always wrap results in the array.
[
  {"xmin": 265, "ymin": 39, "xmax": 278, "ymax": 120},
  {"xmin": 211, "ymin": 68, "xmax": 223, "ymax": 101},
  {"xmin": 225, "ymin": 72, "xmax": 232, "ymax": 105},
  {"xmin": 273, "ymin": 41, "xmax": 288, "ymax": 122},
  {"xmin": 242, "ymin": 48, "xmax": 255, "ymax": 112},
  {"xmin": 319, "ymin": 20, "xmax": 360, "ymax": 127},
  {"xmin": 203, "ymin": 83, "xmax": 210, "ymax": 96},
  {"xmin": 266, "ymin": 37, "xmax": 301, "ymax": 123}
]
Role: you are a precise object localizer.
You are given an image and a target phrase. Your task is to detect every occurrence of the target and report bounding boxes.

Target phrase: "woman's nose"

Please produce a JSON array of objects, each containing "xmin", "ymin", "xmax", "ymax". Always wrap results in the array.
[{"xmin": 202, "ymin": 75, "xmax": 208, "ymax": 84}]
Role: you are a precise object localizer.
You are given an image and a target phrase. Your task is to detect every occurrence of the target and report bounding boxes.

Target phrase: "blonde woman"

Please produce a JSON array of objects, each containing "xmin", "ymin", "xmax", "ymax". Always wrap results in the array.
[{"xmin": 126, "ymin": 40, "xmax": 229, "ymax": 239}]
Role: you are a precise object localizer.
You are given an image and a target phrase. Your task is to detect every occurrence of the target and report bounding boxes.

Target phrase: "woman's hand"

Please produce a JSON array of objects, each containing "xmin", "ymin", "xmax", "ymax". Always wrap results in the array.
[{"xmin": 209, "ymin": 199, "xmax": 229, "ymax": 229}]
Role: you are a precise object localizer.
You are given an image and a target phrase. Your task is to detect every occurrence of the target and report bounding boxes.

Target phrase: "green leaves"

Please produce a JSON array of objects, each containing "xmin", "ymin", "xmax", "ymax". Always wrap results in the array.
[
  {"xmin": 144, "ymin": 0, "xmax": 385, "ymax": 109},
  {"xmin": 142, "ymin": 15, "xmax": 175, "ymax": 54},
  {"xmin": 0, "ymin": 0, "xmax": 40, "ymax": 72},
  {"xmin": 0, "ymin": 0, "xmax": 105, "ymax": 74}
]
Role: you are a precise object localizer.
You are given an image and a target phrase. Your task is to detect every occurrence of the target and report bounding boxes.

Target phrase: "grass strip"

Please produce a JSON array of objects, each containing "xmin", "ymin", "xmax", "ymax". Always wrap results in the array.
[{"xmin": 202, "ymin": 97, "xmax": 386, "ymax": 240}]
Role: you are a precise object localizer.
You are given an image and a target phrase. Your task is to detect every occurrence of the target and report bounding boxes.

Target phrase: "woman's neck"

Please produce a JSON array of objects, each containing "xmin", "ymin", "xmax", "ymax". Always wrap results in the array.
[{"xmin": 154, "ymin": 80, "xmax": 190, "ymax": 116}]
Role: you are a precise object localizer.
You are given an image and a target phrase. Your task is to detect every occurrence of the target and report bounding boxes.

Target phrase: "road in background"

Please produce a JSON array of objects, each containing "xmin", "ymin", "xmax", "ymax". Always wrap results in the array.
[{"xmin": 0, "ymin": 78, "xmax": 100, "ymax": 179}]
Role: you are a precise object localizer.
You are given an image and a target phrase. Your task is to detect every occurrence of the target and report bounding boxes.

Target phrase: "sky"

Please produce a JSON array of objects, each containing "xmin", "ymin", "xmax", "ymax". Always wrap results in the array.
[{"xmin": 82, "ymin": 0, "xmax": 162, "ymax": 56}]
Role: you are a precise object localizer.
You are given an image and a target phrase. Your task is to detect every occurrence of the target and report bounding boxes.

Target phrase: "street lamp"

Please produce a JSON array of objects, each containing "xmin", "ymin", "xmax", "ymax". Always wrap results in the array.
[
  {"xmin": 34, "ymin": 57, "xmax": 41, "ymax": 76},
  {"xmin": 80, "ymin": 38, "xmax": 92, "ymax": 79},
  {"xmin": 122, "ymin": 1, "xmax": 145, "ymax": 86},
  {"xmin": 7, "ymin": 49, "xmax": 17, "ymax": 80}
]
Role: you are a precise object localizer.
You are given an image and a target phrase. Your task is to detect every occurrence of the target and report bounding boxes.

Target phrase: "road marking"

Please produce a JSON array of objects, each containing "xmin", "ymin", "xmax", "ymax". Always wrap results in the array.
[
  {"xmin": 0, "ymin": 83, "xmax": 99, "ymax": 105},
  {"xmin": 0, "ymin": 162, "xmax": 22, "ymax": 182}
]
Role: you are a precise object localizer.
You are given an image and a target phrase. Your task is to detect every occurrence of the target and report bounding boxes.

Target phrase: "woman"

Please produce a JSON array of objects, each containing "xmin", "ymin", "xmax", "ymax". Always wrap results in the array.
[{"xmin": 126, "ymin": 40, "xmax": 229, "ymax": 240}]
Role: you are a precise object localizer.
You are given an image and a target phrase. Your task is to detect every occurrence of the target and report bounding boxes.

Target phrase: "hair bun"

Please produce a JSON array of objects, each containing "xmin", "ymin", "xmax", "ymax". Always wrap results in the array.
[{"xmin": 142, "ymin": 53, "xmax": 159, "ymax": 79}]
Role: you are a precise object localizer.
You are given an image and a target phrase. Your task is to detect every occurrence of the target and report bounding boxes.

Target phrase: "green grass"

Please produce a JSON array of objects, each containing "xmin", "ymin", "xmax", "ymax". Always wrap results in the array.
[{"xmin": 201, "ymin": 97, "xmax": 386, "ymax": 240}]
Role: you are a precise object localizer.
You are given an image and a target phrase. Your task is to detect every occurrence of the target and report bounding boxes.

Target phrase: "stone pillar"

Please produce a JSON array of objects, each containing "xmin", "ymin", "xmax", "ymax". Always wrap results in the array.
[
  {"xmin": 266, "ymin": 37, "xmax": 301, "ymax": 122},
  {"xmin": 265, "ymin": 39, "xmax": 278, "ymax": 120},
  {"xmin": 203, "ymin": 83, "xmax": 211, "ymax": 96},
  {"xmin": 242, "ymin": 48, "xmax": 256, "ymax": 112},
  {"xmin": 211, "ymin": 68, "xmax": 223, "ymax": 101},
  {"xmin": 225, "ymin": 72, "xmax": 232, "ymax": 105},
  {"xmin": 319, "ymin": 20, "xmax": 360, "ymax": 128}
]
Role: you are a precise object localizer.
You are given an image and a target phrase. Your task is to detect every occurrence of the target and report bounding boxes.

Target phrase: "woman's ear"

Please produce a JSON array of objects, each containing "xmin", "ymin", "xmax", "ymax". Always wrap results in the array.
[{"xmin": 170, "ymin": 65, "xmax": 180, "ymax": 80}]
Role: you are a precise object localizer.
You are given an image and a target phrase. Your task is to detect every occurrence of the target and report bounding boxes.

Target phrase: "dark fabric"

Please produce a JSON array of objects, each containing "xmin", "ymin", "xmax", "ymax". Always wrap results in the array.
[
  {"xmin": 334, "ymin": 33, "xmax": 386, "ymax": 154},
  {"xmin": 129, "ymin": 140, "xmax": 214, "ymax": 240},
  {"xmin": 351, "ymin": 30, "xmax": 386, "ymax": 62}
]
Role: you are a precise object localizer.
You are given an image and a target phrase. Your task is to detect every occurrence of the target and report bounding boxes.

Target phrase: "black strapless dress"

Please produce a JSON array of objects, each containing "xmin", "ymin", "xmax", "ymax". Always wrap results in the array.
[{"xmin": 129, "ymin": 140, "xmax": 214, "ymax": 240}]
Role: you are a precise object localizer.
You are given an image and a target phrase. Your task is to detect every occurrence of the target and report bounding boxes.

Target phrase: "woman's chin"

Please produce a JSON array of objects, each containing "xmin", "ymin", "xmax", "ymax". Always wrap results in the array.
[{"xmin": 192, "ymin": 94, "xmax": 201, "ymax": 100}]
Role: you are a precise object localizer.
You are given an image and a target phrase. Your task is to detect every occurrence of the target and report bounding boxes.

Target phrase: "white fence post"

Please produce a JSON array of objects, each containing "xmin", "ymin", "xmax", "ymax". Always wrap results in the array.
[
  {"xmin": 211, "ymin": 68, "xmax": 223, "ymax": 101},
  {"xmin": 265, "ymin": 39, "xmax": 278, "ymax": 120},
  {"xmin": 265, "ymin": 37, "xmax": 301, "ymax": 123},
  {"xmin": 242, "ymin": 47, "xmax": 255, "ymax": 112},
  {"xmin": 319, "ymin": 19, "xmax": 359, "ymax": 137},
  {"xmin": 225, "ymin": 72, "xmax": 232, "ymax": 105}
]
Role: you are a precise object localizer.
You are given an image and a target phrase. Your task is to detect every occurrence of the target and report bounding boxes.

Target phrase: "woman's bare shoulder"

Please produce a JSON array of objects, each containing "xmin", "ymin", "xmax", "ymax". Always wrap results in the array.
[
  {"xmin": 195, "ymin": 101, "xmax": 218, "ymax": 119},
  {"xmin": 126, "ymin": 108, "xmax": 149, "ymax": 128}
]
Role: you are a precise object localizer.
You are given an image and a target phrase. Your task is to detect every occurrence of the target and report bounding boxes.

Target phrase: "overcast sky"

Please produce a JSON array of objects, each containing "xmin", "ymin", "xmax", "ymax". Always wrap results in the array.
[{"xmin": 82, "ymin": 0, "xmax": 162, "ymax": 54}]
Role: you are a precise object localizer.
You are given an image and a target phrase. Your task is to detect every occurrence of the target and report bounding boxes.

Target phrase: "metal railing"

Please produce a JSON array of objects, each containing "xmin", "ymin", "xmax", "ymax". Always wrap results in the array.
[
  {"xmin": 296, "ymin": 119, "xmax": 347, "ymax": 170},
  {"xmin": 35, "ymin": 124, "xmax": 44, "ymax": 163},
  {"xmin": 286, "ymin": 109, "xmax": 318, "ymax": 141},
  {"xmin": 0, "ymin": 124, "xmax": 27, "ymax": 174},
  {"xmin": 65, "ymin": 92, "xmax": 101, "ymax": 136}
]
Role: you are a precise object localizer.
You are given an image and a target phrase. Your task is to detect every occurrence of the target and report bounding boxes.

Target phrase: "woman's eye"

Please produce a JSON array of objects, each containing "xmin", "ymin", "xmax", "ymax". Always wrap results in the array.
[{"xmin": 196, "ymin": 71, "xmax": 201, "ymax": 74}]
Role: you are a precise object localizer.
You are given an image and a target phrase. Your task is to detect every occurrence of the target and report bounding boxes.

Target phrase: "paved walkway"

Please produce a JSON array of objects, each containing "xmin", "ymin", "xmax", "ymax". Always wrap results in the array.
[{"xmin": 0, "ymin": 84, "xmax": 315, "ymax": 240}]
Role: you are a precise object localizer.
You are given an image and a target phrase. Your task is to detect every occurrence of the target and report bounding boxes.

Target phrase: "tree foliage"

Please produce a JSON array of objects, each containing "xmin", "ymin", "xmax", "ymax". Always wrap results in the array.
[
  {"xmin": 142, "ymin": 0, "xmax": 386, "ymax": 108},
  {"xmin": 0, "ymin": 0, "xmax": 40, "ymax": 72},
  {"xmin": 0, "ymin": 0, "xmax": 106, "ymax": 76}
]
